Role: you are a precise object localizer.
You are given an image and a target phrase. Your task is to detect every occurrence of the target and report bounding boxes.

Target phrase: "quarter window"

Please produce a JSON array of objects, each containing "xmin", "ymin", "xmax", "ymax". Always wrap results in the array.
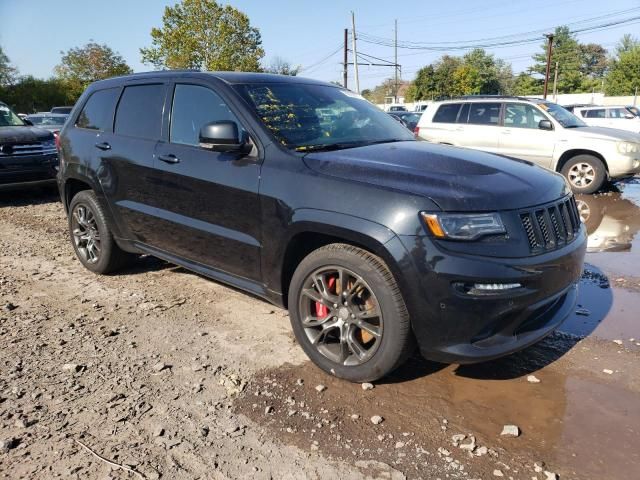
[
  {"xmin": 609, "ymin": 108, "xmax": 629, "ymax": 118},
  {"xmin": 76, "ymin": 88, "xmax": 120, "ymax": 131},
  {"xmin": 114, "ymin": 84, "xmax": 165, "ymax": 140},
  {"xmin": 432, "ymin": 103, "xmax": 462, "ymax": 123},
  {"xmin": 170, "ymin": 84, "xmax": 241, "ymax": 146},
  {"xmin": 503, "ymin": 104, "xmax": 547, "ymax": 129},
  {"xmin": 467, "ymin": 103, "xmax": 501, "ymax": 125}
]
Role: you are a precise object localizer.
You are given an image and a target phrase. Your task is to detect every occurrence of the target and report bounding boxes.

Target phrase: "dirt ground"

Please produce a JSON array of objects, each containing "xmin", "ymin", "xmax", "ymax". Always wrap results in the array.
[{"xmin": 1, "ymin": 184, "xmax": 639, "ymax": 480}]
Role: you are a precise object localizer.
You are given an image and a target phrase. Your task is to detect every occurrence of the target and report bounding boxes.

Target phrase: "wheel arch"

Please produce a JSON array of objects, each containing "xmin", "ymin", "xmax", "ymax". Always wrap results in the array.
[{"xmin": 556, "ymin": 149, "xmax": 609, "ymax": 177}]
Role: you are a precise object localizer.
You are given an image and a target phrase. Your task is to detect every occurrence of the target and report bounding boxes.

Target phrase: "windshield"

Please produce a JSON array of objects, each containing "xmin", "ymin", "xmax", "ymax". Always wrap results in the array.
[
  {"xmin": 26, "ymin": 114, "xmax": 67, "ymax": 127},
  {"xmin": 0, "ymin": 103, "xmax": 26, "ymax": 127},
  {"xmin": 235, "ymin": 83, "xmax": 414, "ymax": 150},
  {"xmin": 537, "ymin": 102, "xmax": 586, "ymax": 128},
  {"xmin": 627, "ymin": 106, "xmax": 639, "ymax": 117}
]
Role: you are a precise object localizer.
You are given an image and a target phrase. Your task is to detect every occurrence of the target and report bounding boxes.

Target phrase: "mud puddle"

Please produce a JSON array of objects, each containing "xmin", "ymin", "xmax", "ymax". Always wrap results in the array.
[{"xmin": 560, "ymin": 265, "xmax": 639, "ymax": 349}]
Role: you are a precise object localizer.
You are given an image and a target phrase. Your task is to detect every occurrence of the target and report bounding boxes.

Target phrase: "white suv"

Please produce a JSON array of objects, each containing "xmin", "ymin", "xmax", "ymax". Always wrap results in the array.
[
  {"xmin": 416, "ymin": 96, "xmax": 640, "ymax": 194},
  {"xmin": 575, "ymin": 105, "xmax": 640, "ymax": 134}
]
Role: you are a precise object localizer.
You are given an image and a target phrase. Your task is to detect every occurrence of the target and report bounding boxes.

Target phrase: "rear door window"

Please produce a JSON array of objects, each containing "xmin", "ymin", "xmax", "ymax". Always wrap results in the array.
[
  {"xmin": 585, "ymin": 109, "xmax": 605, "ymax": 119},
  {"xmin": 433, "ymin": 103, "xmax": 462, "ymax": 123},
  {"xmin": 114, "ymin": 84, "xmax": 166, "ymax": 140},
  {"xmin": 467, "ymin": 103, "xmax": 501, "ymax": 125},
  {"xmin": 76, "ymin": 88, "xmax": 120, "ymax": 131},
  {"xmin": 608, "ymin": 108, "xmax": 630, "ymax": 118}
]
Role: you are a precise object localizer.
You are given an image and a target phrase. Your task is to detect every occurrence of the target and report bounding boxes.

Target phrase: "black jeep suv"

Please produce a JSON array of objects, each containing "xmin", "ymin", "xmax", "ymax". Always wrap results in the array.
[
  {"xmin": 1, "ymin": 101, "xmax": 58, "ymax": 188},
  {"xmin": 57, "ymin": 72, "xmax": 586, "ymax": 382}
]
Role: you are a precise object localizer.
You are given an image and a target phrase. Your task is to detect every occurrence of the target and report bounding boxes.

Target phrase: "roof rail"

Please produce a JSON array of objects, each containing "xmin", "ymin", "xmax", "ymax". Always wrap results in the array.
[{"xmin": 453, "ymin": 95, "xmax": 537, "ymax": 101}]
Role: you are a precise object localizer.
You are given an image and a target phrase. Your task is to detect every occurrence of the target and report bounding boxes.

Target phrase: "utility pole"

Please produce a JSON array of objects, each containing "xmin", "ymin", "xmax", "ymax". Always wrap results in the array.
[
  {"xmin": 543, "ymin": 33, "xmax": 554, "ymax": 99},
  {"xmin": 394, "ymin": 19, "xmax": 398, "ymax": 103},
  {"xmin": 552, "ymin": 61, "xmax": 559, "ymax": 102},
  {"xmin": 351, "ymin": 11, "xmax": 360, "ymax": 94},
  {"xmin": 343, "ymin": 28, "xmax": 348, "ymax": 89}
]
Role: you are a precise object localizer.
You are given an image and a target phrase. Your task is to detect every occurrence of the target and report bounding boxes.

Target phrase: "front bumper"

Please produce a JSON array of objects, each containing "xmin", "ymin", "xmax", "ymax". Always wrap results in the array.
[
  {"xmin": 392, "ymin": 225, "xmax": 587, "ymax": 364},
  {"xmin": 0, "ymin": 153, "xmax": 58, "ymax": 187}
]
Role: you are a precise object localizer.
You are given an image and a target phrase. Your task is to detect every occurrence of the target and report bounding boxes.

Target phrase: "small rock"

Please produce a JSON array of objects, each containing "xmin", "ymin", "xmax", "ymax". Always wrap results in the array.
[
  {"xmin": 13, "ymin": 419, "xmax": 27, "ymax": 429},
  {"xmin": 437, "ymin": 447, "xmax": 451, "ymax": 456},
  {"xmin": 371, "ymin": 415, "xmax": 384, "ymax": 425},
  {"xmin": 0, "ymin": 437, "xmax": 18, "ymax": 453},
  {"xmin": 451, "ymin": 433, "xmax": 466, "ymax": 446},
  {"xmin": 527, "ymin": 375, "xmax": 541, "ymax": 383},
  {"xmin": 62, "ymin": 363, "xmax": 82, "ymax": 373},
  {"xmin": 500, "ymin": 425, "xmax": 520, "ymax": 436},
  {"xmin": 534, "ymin": 461, "xmax": 545, "ymax": 473},
  {"xmin": 3, "ymin": 303, "xmax": 17, "ymax": 312},
  {"xmin": 603, "ymin": 369, "xmax": 614, "ymax": 375},
  {"xmin": 296, "ymin": 378, "xmax": 304, "ymax": 386},
  {"xmin": 350, "ymin": 414, "xmax": 360, "ymax": 420},
  {"xmin": 153, "ymin": 425, "xmax": 165, "ymax": 437},
  {"xmin": 315, "ymin": 384, "xmax": 326, "ymax": 393},
  {"xmin": 361, "ymin": 382, "xmax": 374, "ymax": 391},
  {"xmin": 264, "ymin": 406, "xmax": 273, "ymax": 415},
  {"xmin": 459, "ymin": 435, "xmax": 476, "ymax": 451},
  {"xmin": 493, "ymin": 469, "xmax": 504, "ymax": 477},
  {"xmin": 152, "ymin": 362, "xmax": 168, "ymax": 372},
  {"xmin": 395, "ymin": 441, "xmax": 405, "ymax": 449},
  {"xmin": 613, "ymin": 339, "xmax": 623, "ymax": 345},
  {"xmin": 544, "ymin": 471, "xmax": 559, "ymax": 480},
  {"xmin": 475, "ymin": 446, "xmax": 488, "ymax": 456}
]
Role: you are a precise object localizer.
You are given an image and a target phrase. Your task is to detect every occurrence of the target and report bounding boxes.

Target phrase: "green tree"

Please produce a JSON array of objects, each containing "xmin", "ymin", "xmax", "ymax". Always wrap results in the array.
[
  {"xmin": 512, "ymin": 73, "xmax": 543, "ymax": 95},
  {"xmin": 0, "ymin": 45, "xmax": 17, "ymax": 86},
  {"xmin": 264, "ymin": 56, "xmax": 300, "ymax": 76},
  {"xmin": 54, "ymin": 42, "xmax": 132, "ymax": 98},
  {"xmin": 0, "ymin": 76, "xmax": 74, "ymax": 113},
  {"xmin": 615, "ymin": 34, "xmax": 639, "ymax": 55},
  {"xmin": 140, "ymin": 0, "xmax": 264, "ymax": 72},
  {"xmin": 605, "ymin": 38, "xmax": 640, "ymax": 95}
]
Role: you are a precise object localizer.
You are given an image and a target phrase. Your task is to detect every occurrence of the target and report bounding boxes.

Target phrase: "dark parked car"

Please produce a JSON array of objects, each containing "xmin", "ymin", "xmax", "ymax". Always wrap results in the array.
[
  {"xmin": 25, "ymin": 113, "xmax": 69, "ymax": 137},
  {"xmin": 51, "ymin": 106, "xmax": 73, "ymax": 115},
  {"xmin": 389, "ymin": 111, "xmax": 422, "ymax": 132},
  {"xmin": 57, "ymin": 72, "xmax": 586, "ymax": 382},
  {"xmin": 1, "ymin": 101, "xmax": 58, "ymax": 188}
]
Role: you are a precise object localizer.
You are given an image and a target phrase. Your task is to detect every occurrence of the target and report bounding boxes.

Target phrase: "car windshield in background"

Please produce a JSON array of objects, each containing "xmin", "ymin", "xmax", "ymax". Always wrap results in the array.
[
  {"xmin": 235, "ymin": 83, "xmax": 414, "ymax": 150},
  {"xmin": 538, "ymin": 102, "xmax": 586, "ymax": 128},
  {"xmin": 0, "ymin": 104, "xmax": 26, "ymax": 127},
  {"xmin": 26, "ymin": 114, "xmax": 68, "ymax": 127},
  {"xmin": 627, "ymin": 106, "xmax": 639, "ymax": 117}
]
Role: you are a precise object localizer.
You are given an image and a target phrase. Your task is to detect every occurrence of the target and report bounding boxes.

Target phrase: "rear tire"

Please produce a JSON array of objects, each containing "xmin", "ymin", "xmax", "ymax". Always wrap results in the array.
[
  {"xmin": 288, "ymin": 243, "xmax": 414, "ymax": 382},
  {"xmin": 68, "ymin": 190, "xmax": 135, "ymax": 274},
  {"xmin": 561, "ymin": 154, "xmax": 606, "ymax": 194}
]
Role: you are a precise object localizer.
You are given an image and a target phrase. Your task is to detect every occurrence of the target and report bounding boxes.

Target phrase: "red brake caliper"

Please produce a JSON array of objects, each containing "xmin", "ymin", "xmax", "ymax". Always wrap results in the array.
[{"xmin": 315, "ymin": 276, "xmax": 336, "ymax": 318}]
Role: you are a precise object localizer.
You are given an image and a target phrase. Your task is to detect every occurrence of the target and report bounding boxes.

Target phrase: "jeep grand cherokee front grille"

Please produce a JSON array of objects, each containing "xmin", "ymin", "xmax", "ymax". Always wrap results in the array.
[{"xmin": 520, "ymin": 196, "xmax": 581, "ymax": 252}]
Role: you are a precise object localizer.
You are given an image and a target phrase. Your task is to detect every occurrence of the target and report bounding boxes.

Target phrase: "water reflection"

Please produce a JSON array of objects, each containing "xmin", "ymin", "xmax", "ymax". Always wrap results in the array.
[{"xmin": 575, "ymin": 189, "xmax": 640, "ymax": 253}]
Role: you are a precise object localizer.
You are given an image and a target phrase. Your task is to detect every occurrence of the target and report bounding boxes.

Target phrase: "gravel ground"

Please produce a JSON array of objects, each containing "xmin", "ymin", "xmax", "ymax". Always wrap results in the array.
[{"xmin": 1, "ymin": 187, "xmax": 639, "ymax": 479}]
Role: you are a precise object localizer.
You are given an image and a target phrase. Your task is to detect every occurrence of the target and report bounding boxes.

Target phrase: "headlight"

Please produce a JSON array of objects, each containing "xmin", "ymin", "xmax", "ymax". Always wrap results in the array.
[
  {"xmin": 421, "ymin": 212, "xmax": 505, "ymax": 240},
  {"xmin": 617, "ymin": 141, "xmax": 640, "ymax": 155}
]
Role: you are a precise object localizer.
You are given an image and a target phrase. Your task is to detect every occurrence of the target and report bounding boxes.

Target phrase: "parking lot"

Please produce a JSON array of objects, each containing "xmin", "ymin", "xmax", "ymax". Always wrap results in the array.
[{"xmin": 1, "ymin": 180, "xmax": 639, "ymax": 479}]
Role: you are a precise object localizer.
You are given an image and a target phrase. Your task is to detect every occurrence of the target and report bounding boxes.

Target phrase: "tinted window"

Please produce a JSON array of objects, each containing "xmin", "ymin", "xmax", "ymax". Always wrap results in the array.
[
  {"xmin": 76, "ymin": 88, "xmax": 120, "ymax": 131},
  {"xmin": 585, "ymin": 109, "xmax": 605, "ymax": 119},
  {"xmin": 609, "ymin": 108, "xmax": 629, "ymax": 118},
  {"xmin": 433, "ymin": 103, "xmax": 461, "ymax": 123},
  {"xmin": 170, "ymin": 84, "xmax": 240, "ymax": 146},
  {"xmin": 456, "ymin": 103, "xmax": 470, "ymax": 123},
  {"xmin": 114, "ymin": 84, "xmax": 165, "ymax": 140},
  {"xmin": 504, "ymin": 104, "xmax": 547, "ymax": 129},
  {"xmin": 468, "ymin": 103, "xmax": 501, "ymax": 125}
]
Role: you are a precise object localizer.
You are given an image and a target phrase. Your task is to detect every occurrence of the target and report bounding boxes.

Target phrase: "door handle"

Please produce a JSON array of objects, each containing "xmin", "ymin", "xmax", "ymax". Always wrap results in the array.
[
  {"xmin": 95, "ymin": 142, "xmax": 111, "ymax": 151},
  {"xmin": 158, "ymin": 154, "xmax": 180, "ymax": 164}
]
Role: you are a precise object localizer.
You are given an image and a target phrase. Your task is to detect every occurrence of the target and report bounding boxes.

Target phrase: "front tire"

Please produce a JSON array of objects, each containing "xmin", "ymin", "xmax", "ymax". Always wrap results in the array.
[
  {"xmin": 68, "ymin": 190, "xmax": 135, "ymax": 274},
  {"xmin": 288, "ymin": 243, "xmax": 414, "ymax": 382},
  {"xmin": 561, "ymin": 154, "xmax": 606, "ymax": 194}
]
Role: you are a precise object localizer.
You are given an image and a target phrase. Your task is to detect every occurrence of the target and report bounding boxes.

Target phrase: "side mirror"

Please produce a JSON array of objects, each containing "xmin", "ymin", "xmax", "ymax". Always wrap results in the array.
[
  {"xmin": 199, "ymin": 121, "xmax": 249, "ymax": 153},
  {"xmin": 538, "ymin": 119, "xmax": 553, "ymax": 131},
  {"xmin": 23, "ymin": 118, "xmax": 34, "ymax": 126}
]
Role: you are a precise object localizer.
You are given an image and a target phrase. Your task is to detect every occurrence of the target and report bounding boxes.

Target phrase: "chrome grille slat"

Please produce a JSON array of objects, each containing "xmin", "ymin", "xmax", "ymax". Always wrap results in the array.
[{"xmin": 0, "ymin": 141, "xmax": 56, "ymax": 157}]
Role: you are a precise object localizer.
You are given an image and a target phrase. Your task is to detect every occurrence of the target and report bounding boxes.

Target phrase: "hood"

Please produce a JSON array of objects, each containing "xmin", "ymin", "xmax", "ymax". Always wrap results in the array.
[
  {"xmin": 303, "ymin": 141, "xmax": 568, "ymax": 212},
  {"xmin": 565, "ymin": 126, "xmax": 640, "ymax": 142},
  {"xmin": 0, "ymin": 126, "xmax": 54, "ymax": 144}
]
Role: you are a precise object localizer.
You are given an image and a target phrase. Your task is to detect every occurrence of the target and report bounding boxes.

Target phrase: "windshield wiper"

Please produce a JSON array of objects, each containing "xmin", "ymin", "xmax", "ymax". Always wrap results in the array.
[{"xmin": 294, "ymin": 138, "xmax": 409, "ymax": 152}]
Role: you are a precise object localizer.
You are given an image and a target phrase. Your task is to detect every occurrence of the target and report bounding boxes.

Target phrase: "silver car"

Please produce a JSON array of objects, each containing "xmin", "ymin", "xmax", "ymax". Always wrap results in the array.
[{"xmin": 416, "ymin": 96, "xmax": 640, "ymax": 194}]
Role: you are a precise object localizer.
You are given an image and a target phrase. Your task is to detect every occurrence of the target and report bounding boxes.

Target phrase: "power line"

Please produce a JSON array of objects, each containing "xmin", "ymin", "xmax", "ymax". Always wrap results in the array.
[
  {"xmin": 357, "ymin": 12, "xmax": 640, "ymax": 51},
  {"xmin": 299, "ymin": 44, "xmax": 343, "ymax": 73}
]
